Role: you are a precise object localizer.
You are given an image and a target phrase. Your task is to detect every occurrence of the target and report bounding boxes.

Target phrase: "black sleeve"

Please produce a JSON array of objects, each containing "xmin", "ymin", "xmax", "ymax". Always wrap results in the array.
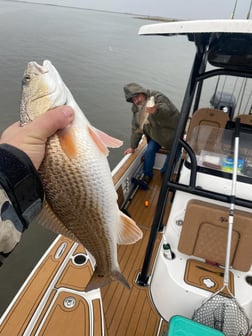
[{"xmin": 0, "ymin": 144, "xmax": 44, "ymax": 229}]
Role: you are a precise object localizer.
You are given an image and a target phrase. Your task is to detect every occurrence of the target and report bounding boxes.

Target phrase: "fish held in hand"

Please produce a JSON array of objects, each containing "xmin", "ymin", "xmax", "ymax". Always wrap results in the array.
[
  {"xmin": 20, "ymin": 60, "xmax": 143, "ymax": 291},
  {"xmin": 135, "ymin": 96, "xmax": 154, "ymax": 133}
]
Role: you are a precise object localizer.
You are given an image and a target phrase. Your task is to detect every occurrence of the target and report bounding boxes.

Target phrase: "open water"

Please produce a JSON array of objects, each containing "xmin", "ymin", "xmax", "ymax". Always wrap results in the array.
[{"xmin": 0, "ymin": 0, "xmax": 195, "ymax": 315}]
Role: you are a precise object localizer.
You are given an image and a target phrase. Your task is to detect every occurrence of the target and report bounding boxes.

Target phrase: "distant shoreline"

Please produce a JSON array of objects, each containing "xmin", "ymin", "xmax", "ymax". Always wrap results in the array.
[
  {"xmin": 2, "ymin": 0, "xmax": 178, "ymax": 22},
  {"xmin": 134, "ymin": 16, "xmax": 178, "ymax": 22}
]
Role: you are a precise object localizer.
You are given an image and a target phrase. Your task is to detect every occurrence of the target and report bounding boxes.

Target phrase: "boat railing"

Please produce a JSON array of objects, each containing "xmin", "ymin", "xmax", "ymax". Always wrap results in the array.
[{"xmin": 168, "ymin": 121, "xmax": 252, "ymax": 208}]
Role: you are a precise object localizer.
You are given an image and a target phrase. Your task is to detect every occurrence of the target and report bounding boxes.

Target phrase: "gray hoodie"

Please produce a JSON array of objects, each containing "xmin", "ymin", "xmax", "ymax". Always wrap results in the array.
[{"xmin": 123, "ymin": 83, "xmax": 147, "ymax": 102}]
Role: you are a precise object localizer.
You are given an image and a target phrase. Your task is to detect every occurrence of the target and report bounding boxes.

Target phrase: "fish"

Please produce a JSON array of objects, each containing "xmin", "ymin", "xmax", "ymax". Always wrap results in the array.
[
  {"xmin": 20, "ymin": 60, "xmax": 143, "ymax": 291},
  {"xmin": 135, "ymin": 96, "xmax": 154, "ymax": 133}
]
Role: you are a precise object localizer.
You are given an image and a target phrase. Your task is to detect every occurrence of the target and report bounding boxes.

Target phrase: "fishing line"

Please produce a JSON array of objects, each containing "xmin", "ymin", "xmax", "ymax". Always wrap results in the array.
[
  {"xmin": 237, "ymin": 78, "xmax": 247, "ymax": 115},
  {"xmin": 228, "ymin": 77, "xmax": 239, "ymax": 115},
  {"xmin": 243, "ymin": 88, "xmax": 252, "ymax": 114},
  {"xmin": 213, "ymin": 76, "xmax": 227, "ymax": 107},
  {"xmin": 236, "ymin": 78, "xmax": 247, "ymax": 116},
  {"xmin": 212, "ymin": 76, "xmax": 220, "ymax": 104}
]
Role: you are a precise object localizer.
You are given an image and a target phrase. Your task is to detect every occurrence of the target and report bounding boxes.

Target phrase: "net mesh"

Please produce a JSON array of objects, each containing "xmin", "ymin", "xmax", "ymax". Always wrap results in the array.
[{"xmin": 193, "ymin": 294, "xmax": 251, "ymax": 336}]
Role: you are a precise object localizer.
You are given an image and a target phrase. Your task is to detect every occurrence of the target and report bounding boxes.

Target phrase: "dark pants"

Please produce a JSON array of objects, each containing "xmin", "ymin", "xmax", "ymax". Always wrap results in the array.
[
  {"xmin": 143, "ymin": 139, "xmax": 168, "ymax": 177},
  {"xmin": 144, "ymin": 139, "xmax": 180, "ymax": 177}
]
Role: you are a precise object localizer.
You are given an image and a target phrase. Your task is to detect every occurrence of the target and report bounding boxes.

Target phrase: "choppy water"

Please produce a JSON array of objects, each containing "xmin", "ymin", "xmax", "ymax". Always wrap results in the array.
[{"xmin": 0, "ymin": 0, "xmax": 195, "ymax": 314}]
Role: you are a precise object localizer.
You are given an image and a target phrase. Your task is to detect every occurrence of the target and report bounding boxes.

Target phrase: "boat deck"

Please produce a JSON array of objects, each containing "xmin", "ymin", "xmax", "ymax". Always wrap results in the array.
[
  {"xmin": 102, "ymin": 169, "xmax": 171, "ymax": 336},
  {"xmin": 0, "ymin": 167, "xmax": 171, "ymax": 336}
]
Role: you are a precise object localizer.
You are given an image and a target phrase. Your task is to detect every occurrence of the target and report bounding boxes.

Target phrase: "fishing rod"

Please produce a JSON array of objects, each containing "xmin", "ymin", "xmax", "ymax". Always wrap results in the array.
[
  {"xmin": 231, "ymin": 0, "xmax": 238, "ymax": 19},
  {"xmin": 247, "ymin": 0, "xmax": 252, "ymax": 19},
  {"xmin": 231, "ymin": 0, "xmax": 252, "ymax": 19}
]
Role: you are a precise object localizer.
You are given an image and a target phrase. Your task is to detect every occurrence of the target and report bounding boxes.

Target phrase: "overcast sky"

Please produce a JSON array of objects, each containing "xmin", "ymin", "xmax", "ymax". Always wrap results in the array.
[{"xmin": 15, "ymin": 0, "xmax": 252, "ymax": 20}]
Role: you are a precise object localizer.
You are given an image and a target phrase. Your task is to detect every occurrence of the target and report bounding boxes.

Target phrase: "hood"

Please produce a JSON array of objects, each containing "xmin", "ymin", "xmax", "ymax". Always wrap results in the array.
[{"xmin": 123, "ymin": 83, "xmax": 147, "ymax": 102}]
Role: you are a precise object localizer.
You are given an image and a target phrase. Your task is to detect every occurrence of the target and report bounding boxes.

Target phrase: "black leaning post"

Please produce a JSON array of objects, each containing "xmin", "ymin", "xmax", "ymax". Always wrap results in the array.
[
  {"xmin": 136, "ymin": 42, "xmax": 206, "ymax": 287},
  {"xmin": 136, "ymin": 127, "xmax": 193, "ymax": 287},
  {"xmin": 136, "ymin": 178, "xmax": 171, "ymax": 287}
]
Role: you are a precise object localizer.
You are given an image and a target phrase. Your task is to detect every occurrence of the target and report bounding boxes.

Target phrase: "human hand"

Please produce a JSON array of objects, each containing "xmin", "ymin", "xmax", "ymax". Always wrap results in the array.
[
  {"xmin": 124, "ymin": 147, "xmax": 135, "ymax": 155},
  {"xmin": 0, "ymin": 106, "xmax": 74, "ymax": 170}
]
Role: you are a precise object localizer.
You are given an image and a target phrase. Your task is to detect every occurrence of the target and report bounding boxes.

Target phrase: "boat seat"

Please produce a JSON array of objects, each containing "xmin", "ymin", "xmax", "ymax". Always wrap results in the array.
[
  {"xmin": 237, "ymin": 114, "xmax": 252, "ymax": 125},
  {"xmin": 178, "ymin": 199, "xmax": 252, "ymax": 272},
  {"xmin": 186, "ymin": 108, "xmax": 229, "ymax": 154}
]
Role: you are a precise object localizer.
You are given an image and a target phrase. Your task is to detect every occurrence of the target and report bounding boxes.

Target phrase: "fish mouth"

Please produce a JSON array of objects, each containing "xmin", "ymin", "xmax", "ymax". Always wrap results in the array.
[
  {"xmin": 23, "ymin": 60, "xmax": 67, "ymax": 104},
  {"xmin": 42, "ymin": 60, "xmax": 67, "ymax": 105},
  {"xmin": 20, "ymin": 60, "xmax": 68, "ymax": 126}
]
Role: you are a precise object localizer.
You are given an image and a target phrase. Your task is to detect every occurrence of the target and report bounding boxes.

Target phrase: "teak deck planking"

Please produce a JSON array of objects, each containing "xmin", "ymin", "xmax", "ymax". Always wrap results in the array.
[{"xmin": 102, "ymin": 170, "xmax": 171, "ymax": 336}]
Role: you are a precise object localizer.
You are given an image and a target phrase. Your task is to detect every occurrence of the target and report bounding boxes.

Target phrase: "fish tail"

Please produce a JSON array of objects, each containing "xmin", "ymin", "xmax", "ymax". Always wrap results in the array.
[
  {"xmin": 85, "ymin": 269, "xmax": 130, "ymax": 292},
  {"xmin": 112, "ymin": 270, "xmax": 130, "ymax": 289}
]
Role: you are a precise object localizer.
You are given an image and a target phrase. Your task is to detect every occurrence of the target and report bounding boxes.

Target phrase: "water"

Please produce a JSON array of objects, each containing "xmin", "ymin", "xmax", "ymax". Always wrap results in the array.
[{"xmin": 0, "ymin": 0, "xmax": 194, "ymax": 315}]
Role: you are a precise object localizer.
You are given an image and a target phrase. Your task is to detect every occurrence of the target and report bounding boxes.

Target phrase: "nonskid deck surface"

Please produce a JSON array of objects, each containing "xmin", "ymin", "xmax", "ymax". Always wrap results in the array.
[
  {"xmin": 0, "ymin": 169, "xmax": 171, "ymax": 336},
  {"xmin": 102, "ymin": 169, "xmax": 171, "ymax": 336},
  {"xmin": 0, "ymin": 237, "xmax": 102, "ymax": 335}
]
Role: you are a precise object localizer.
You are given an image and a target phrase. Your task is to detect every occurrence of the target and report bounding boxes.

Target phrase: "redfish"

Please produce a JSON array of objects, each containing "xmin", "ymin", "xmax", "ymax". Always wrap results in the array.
[
  {"xmin": 135, "ymin": 96, "xmax": 153, "ymax": 133},
  {"xmin": 20, "ymin": 60, "xmax": 143, "ymax": 291}
]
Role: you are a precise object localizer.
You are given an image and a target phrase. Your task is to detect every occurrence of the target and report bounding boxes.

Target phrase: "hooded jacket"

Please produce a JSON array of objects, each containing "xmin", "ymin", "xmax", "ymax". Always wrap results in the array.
[{"xmin": 123, "ymin": 83, "xmax": 179, "ymax": 150}]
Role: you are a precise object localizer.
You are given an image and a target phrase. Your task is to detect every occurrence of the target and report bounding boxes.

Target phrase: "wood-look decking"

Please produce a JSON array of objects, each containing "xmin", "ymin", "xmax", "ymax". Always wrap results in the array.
[
  {"xmin": 102, "ymin": 170, "xmax": 171, "ymax": 336},
  {"xmin": 0, "ymin": 237, "xmax": 105, "ymax": 336},
  {"xmin": 0, "ymin": 164, "xmax": 172, "ymax": 335}
]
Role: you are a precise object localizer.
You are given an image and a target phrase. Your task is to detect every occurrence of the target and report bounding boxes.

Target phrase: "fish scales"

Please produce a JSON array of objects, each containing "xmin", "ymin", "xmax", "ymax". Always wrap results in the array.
[
  {"xmin": 20, "ymin": 60, "xmax": 143, "ymax": 291},
  {"xmin": 49, "ymin": 139, "xmax": 112, "ymax": 243},
  {"xmin": 41, "ymin": 131, "xmax": 118, "ymax": 273}
]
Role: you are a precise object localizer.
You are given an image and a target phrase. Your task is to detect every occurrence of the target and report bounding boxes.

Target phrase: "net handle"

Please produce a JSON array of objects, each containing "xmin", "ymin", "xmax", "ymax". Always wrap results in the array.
[{"xmin": 224, "ymin": 118, "xmax": 240, "ymax": 286}]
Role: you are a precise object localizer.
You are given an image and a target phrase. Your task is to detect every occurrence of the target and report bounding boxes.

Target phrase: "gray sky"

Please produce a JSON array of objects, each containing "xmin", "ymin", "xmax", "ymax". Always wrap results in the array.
[{"xmin": 15, "ymin": 0, "xmax": 252, "ymax": 20}]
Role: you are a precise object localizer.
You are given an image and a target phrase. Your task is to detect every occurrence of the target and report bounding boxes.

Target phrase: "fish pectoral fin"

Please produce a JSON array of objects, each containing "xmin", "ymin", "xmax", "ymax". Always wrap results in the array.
[
  {"xmin": 88, "ymin": 125, "xmax": 123, "ymax": 156},
  {"xmin": 59, "ymin": 127, "xmax": 77, "ymax": 159},
  {"xmin": 36, "ymin": 201, "xmax": 79, "ymax": 242},
  {"xmin": 117, "ymin": 211, "xmax": 143, "ymax": 245},
  {"xmin": 91, "ymin": 126, "xmax": 123, "ymax": 148}
]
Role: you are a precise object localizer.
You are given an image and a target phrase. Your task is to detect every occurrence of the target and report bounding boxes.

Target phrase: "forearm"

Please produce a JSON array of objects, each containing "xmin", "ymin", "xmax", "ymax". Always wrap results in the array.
[
  {"xmin": 130, "ymin": 132, "xmax": 142, "ymax": 149},
  {"xmin": 0, "ymin": 144, "xmax": 44, "ymax": 264}
]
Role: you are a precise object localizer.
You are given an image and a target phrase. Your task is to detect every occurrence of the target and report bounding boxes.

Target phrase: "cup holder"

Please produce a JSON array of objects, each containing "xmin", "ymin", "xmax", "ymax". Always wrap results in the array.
[
  {"xmin": 73, "ymin": 253, "xmax": 88, "ymax": 266},
  {"xmin": 245, "ymin": 276, "xmax": 252, "ymax": 286}
]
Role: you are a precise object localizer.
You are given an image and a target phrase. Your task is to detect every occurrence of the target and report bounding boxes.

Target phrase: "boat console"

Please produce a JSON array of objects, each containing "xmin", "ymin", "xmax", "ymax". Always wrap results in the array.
[{"xmin": 149, "ymin": 118, "xmax": 252, "ymax": 322}]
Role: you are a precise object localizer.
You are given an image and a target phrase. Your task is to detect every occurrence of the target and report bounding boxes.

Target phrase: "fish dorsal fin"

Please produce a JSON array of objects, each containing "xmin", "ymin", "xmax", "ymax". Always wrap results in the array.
[
  {"xmin": 35, "ymin": 201, "xmax": 80, "ymax": 243},
  {"xmin": 88, "ymin": 125, "xmax": 123, "ymax": 156},
  {"xmin": 59, "ymin": 127, "xmax": 78, "ymax": 159},
  {"xmin": 117, "ymin": 211, "xmax": 143, "ymax": 245}
]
